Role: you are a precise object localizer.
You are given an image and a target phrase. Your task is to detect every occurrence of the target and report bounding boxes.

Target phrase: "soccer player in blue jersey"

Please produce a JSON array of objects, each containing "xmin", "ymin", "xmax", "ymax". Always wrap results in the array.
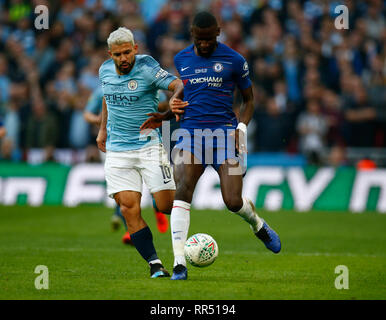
[
  {"xmin": 141, "ymin": 12, "xmax": 281, "ymax": 280},
  {"xmin": 96, "ymin": 27, "xmax": 185, "ymax": 278},
  {"xmin": 84, "ymin": 87, "xmax": 170, "ymax": 244}
]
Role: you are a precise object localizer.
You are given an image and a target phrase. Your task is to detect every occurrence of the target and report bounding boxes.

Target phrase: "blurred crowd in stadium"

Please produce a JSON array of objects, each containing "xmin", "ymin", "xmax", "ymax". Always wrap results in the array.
[{"xmin": 0, "ymin": 0, "xmax": 385, "ymax": 166}]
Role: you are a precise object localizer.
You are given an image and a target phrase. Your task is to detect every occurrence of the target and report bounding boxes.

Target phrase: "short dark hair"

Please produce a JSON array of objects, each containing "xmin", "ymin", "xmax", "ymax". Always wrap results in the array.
[{"xmin": 192, "ymin": 11, "xmax": 218, "ymax": 28}]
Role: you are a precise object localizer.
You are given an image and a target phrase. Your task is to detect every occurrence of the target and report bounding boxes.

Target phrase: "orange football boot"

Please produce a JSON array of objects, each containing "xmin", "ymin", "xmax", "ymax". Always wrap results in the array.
[
  {"xmin": 154, "ymin": 209, "xmax": 168, "ymax": 233},
  {"xmin": 122, "ymin": 231, "xmax": 133, "ymax": 245}
]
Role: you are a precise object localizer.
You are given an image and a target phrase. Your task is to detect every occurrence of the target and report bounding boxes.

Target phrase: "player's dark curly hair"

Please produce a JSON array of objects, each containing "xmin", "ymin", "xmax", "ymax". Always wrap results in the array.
[{"xmin": 192, "ymin": 11, "xmax": 218, "ymax": 28}]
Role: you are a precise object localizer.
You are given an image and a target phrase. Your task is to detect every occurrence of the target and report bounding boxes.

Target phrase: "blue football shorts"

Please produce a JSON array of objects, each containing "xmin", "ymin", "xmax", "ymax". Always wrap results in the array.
[{"xmin": 172, "ymin": 125, "xmax": 240, "ymax": 171}]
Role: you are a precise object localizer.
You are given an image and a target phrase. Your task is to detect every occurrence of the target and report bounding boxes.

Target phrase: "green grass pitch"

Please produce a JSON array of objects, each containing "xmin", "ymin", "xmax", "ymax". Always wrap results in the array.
[{"xmin": 0, "ymin": 205, "xmax": 385, "ymax": 300}]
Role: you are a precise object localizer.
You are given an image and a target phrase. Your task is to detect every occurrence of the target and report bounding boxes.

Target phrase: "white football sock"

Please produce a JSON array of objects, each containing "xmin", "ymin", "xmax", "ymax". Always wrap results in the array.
[
  {"xmin": 171, "ymin": 200, "xmax": 191, "ymax": 267},
  {"xmin": 233, "ymin": 198, "xmax": 263, "ymax": 233},
  {"xmin": 148, "ymin": 259, "xmax": 162, "ymax": 266}
]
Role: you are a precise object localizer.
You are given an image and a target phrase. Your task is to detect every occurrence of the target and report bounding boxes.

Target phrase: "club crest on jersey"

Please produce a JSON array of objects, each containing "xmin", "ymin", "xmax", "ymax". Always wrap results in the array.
[
  {"xmin": 243, "ymin": 61, "xmax": 249, "ymax": 71},
  {"xmin": 128, "ymin": 80, "xmax": 138, "ymax": 90},
  {"xmin": 213, "ymin": 63, "xmax": 223, "ymax": 73}
]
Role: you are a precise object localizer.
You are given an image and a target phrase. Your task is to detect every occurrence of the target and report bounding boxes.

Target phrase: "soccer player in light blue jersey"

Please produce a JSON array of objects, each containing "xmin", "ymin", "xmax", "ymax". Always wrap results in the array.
[
  {"xmin": 84, "ymin": 87, "xmax": 170, "ymax": 244},
  {"xmin": 142, "ymin": 12, "xmax": 281, "ymax": 280},
  {"xmin": 83, "ymin": 87, "xmax": 104, "ymax": 126},
  {"xmin": 96, "ymin": 27, "xmax": 185, "ymax": 278}
]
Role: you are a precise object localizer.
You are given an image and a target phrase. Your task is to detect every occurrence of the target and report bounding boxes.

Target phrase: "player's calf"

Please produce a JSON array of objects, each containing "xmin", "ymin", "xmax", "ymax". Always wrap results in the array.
[
  {"xmin": 223, "ymin": 195, "xmax": 244, "ymax": 213},
  {"xmin": 229, "ymin": 197, "xmax": 263, "ymax": 230},
  {"xmin": 130, "ymin": 226, "xmax": 170, "ymax": 278}
]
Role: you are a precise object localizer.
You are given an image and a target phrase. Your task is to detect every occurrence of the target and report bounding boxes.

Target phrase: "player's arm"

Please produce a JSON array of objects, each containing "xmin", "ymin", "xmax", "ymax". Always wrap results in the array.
[
  {"xmin": 168, "ymin": 78, "xmax": 188, "ymax": 121},
  {"xmin": 157, "ymin": 101, "xmax": 169, "ymax": 113},
  {"xmin": 0, "ymin": 126, "xmax": 6, "ymax": 139},
  {"xmin": 238, "ymin": 86, "xmax": 254, "ymax": 125},
  {"xmin": 84, "ymin": 111, "xmax": 102, "ymax": 126},
  {"xmin": 148, "ymin": 78, "xmax": 186, "ymax": 121},
  {"xmin": 140, "ymin": 79, "xmax": 187, "ymax": 130},
  {"xmin": 84, "ymin": 88, "xmax": 104, "ymax": 125},
  {"xmin": 236, "ymin": 85, "xmax": 254, "ymax": 154},
  {"xmin": 96, "ymin": 97, "xmax": 107, "ymax": 152}
]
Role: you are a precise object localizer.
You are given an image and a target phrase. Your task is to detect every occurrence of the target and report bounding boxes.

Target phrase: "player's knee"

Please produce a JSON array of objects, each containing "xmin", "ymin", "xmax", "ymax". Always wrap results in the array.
[
  {"xmin": 120, "ymin": 203, "xmax": 140, "ymax": 219},
  {"xmin": 224, "ymin": 196, "xmax": 243, "ymax": 212},
  {"xmin": 175, "ymin": 183, "xmax": 195, "ymax": 203},
  {"xmin": 175, "ymin": 190, "xmax": 193, "ymax": 204}
]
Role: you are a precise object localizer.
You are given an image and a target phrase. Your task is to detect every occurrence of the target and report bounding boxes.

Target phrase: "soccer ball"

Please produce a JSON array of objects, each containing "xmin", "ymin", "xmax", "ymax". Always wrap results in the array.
[{"xmin": 184, "ymin": 233, "xmax": 218, "ymax": 267}]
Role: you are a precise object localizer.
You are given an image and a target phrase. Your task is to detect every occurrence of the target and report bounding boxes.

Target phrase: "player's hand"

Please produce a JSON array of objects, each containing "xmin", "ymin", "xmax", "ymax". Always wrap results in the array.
[
  {"xmin": 140, "ymin": 112, "xmax": 165, "ymax": 132},
  {"xmin": 233, "ymin": 128, "xmax": 248, "ymax": 155},
  {"xmin": 170, "ymin": 97, "xmax": 188, "ymax": 122},
  {"xmin": 96, "ymin": 129, "xmax": 107, "ymax": 153}
]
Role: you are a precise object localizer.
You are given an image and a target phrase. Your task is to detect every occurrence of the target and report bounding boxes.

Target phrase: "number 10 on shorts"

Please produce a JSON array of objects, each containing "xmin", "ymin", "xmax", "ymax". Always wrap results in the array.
[{"xmin": 160, "ymin": 164, "xmax": 172, "ymax": 183}]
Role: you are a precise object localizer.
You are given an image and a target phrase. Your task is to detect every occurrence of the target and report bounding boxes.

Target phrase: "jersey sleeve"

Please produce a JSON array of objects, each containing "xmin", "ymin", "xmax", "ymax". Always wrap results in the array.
[
  {"xmin": 144, "ymin": 56, "xmax": 177, "ymax": 90},
  {"xmin": 233, "ymin": 54, "xmax": 252, "ymax": 90},
  {"xmin": 158, "ymin": 90, "xmax": 167, "ymax": 103}
]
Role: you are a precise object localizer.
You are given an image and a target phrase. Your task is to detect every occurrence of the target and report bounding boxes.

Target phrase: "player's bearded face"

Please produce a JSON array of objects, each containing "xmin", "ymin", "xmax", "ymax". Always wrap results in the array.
[
  {"xmin": 109, "ymin": 42, "xmax": 138, "ymax": 75},
  {"xmin": 192, "ymin": 25, "xmax": 220, "ymax": 57}
]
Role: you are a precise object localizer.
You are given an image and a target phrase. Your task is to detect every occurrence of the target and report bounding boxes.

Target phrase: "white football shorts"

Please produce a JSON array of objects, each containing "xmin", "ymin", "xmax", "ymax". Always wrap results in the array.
[{"xmin": 104, "ymin": 143, "xmax": 176, "ymax": 198}]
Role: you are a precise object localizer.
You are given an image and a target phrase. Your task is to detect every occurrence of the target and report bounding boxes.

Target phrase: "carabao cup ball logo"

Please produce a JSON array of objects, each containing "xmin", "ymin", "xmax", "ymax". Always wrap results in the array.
[
  {"xmin": 128, "ymin": 80, "xmax": 138, "ymax": 90},
  {"xmin": 213, "ymin": 63, "xmax": 223, "ymax": 73}
]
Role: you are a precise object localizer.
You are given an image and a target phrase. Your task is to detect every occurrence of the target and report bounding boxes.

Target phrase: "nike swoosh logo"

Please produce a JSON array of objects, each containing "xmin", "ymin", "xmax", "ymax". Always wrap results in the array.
[
  {"xmin": 181, "ymin": 67, "xmax": 189, "ymax": 72},
  {"xmin": 172, "ymin": 231, "xmax": 182, "ymax": 234},
  {"xmin": 164, "ymin": 180, "xmax": 172, "ymax": 184}
]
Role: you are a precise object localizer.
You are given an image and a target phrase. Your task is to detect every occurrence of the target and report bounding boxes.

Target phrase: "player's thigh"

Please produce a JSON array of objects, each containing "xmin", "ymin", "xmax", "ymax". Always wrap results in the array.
[
  {"xmin": 173, "ymin": 149, "xmax": 205, "ymax": 202},
  {"xmin": 217, "ymin": 159, "xmax": 243, "ymax": 210},
  {"xmin": 152, "ymin": 189, "xmax": 175, "ymax": 214}
]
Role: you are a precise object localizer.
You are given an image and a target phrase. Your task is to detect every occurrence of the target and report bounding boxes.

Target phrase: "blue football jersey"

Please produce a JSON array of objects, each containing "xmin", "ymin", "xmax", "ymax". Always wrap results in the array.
[
  {"xmin": 174, "ymin": 42, "xmax": 252, "ymax": 129},
  {"xmin": 99, "ymin": 55, "xmax": 176, "ymax": 151}
]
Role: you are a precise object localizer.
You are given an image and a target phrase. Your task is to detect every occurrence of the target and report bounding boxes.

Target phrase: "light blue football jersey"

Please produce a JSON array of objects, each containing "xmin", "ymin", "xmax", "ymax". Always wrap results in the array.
[
  {"xmin": 85, "ymin": 85, "xmax": 168, "ymax": 115},
  {"xmin": 99, "ymin": 55, "xmax": 176, "ymax": 151}
]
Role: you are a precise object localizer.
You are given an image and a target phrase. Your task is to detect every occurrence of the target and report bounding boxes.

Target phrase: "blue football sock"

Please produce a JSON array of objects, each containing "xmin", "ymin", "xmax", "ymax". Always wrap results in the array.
[
  {"xmin": 114, "ymin": 205, "xmax": 127, "ymax": 230},
  {"xmin": 130, "ymin": 226, "xmax": 159, "ymax": 263}
]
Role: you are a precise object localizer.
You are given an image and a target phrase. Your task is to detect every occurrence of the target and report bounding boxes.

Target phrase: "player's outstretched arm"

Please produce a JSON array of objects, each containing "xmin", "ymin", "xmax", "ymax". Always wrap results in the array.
[
  {"xmin": 140, "ymin": 111, "xmax": 171, "ymax": 131},
  {"xmin": 0, "ymin": 126, "xmax": 6, "ymax": 139},
  {"xmin": 84, "ymin": 111, "xmax": 102, "ymax": 126},
  {"xmin": 96, "ymin": 97, "xmax": 107, "ymax": 152},
  {"xmin": 168, "ymin": 79, "xmax": 188, "ymax": 122},
  {"xmin": 238, "ymin": 86, "xmax": 254, "ymax": 125},
  {"xmin": 140, "ymin": 79, "xmax": 188, "ymax": 131}
]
